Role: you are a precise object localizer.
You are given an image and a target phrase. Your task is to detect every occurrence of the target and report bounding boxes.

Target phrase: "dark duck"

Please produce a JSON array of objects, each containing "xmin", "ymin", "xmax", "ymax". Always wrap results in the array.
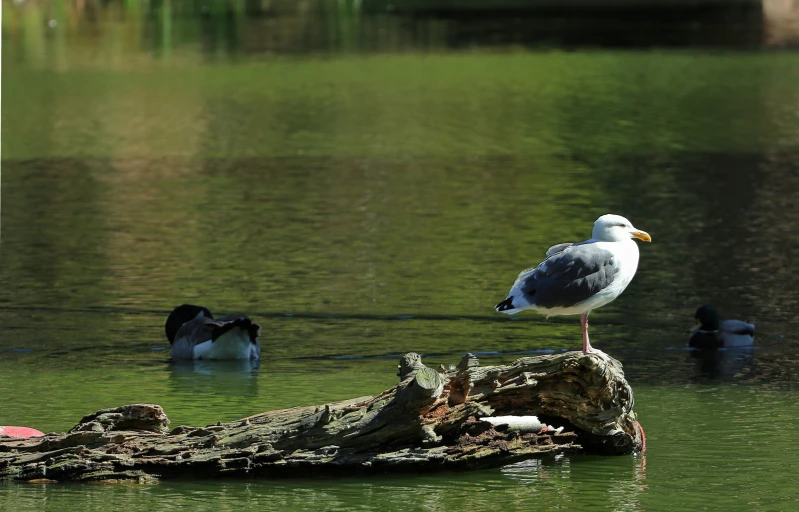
[{"xmin": 689, "ymin": 305, "xmax": 754, "ymax": 350}]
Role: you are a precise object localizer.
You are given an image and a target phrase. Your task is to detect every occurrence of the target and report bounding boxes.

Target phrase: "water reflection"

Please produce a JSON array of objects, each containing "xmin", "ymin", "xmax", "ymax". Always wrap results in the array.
[
  {"xmin": 168, "ymin": 360, "xmax": 260, "ymax": 395},
  {"xmin": 0, "ymin": 455, "xmax": 649, "ymax": 511},
  {"xmin": 171, "ymin": 359, "xmax": 261, "ymax": 376},
  {"xmin": 500, "ymin": 455, "xmax": 648, "ymax": 510},
  {"xmin": 688, "ymin": 347, "xmax": 756, "ymax": 380}
]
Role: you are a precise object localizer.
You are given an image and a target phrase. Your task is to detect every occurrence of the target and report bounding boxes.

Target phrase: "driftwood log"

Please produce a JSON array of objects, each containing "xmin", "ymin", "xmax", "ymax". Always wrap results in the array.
[{"xmin": 0, "ymin": 351, "xmax": 644, "ymax": 482}]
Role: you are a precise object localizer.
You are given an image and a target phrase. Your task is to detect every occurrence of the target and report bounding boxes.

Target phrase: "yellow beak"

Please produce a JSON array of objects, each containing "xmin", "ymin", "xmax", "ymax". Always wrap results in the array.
[{"xmin": 632, "ymin": 230, "xmax": 652, "ymax": 242}]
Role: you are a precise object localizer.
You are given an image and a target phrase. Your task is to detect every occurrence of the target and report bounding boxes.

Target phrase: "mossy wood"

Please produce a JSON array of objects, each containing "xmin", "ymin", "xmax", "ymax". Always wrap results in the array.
[{"xmin": 0, "ymin": 352, "xmax": 644, "ymax": 482}]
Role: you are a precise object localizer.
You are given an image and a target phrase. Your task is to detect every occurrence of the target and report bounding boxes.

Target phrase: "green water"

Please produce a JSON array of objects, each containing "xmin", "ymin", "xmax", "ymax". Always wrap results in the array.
[{"xmin": 3, "ymin": 1, "xmax": 799, "ymax": 510}]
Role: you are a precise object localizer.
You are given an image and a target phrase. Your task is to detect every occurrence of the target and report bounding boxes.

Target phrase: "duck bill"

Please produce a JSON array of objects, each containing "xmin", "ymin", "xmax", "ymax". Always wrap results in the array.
[{"xmin": 631, "ymin": 230, "xmax": 652, "ymax": 242}]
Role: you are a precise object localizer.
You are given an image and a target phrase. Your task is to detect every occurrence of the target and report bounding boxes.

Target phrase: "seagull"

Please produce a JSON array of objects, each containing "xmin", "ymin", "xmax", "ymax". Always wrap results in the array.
[
  {"xmin": 165, "ymin": 304, "xmax": 262, "ymax": 361},
  {"xmin": 689, "ymin": 305, "xmax": 755, "ymax": 349},
  {"xmin": 494, "ymin": 214, "xmax": 651, "ymax": 355}
]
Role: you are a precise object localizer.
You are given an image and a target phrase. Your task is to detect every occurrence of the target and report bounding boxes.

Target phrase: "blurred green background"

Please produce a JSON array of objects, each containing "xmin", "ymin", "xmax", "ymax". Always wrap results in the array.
[{"xmin": 3, "ymin": 1, "xmax": 799, "ymax": 510}]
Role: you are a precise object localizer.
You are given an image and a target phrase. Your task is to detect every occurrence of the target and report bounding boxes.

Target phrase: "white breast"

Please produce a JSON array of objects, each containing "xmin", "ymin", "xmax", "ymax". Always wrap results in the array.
[
  {"xmin": 573, "ymin": 239, "xmax": 640, "ymax": 312},
  {"xmin": 192, "ymin": 329, "xmax": 259, "ymax": 360}
]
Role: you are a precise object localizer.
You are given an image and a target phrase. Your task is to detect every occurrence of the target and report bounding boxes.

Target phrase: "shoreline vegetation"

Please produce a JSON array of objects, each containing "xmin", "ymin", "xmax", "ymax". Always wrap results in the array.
[{"xmin": 3, "ymin": 0, "xmax": 797, "ymax": 74}]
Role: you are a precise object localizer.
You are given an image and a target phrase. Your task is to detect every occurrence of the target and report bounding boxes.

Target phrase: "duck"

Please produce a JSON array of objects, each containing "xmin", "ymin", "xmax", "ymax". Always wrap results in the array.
[
  {"xmin": 165, "ymin": 304, "xmax": 261, "ymax": 361},
  {"xmin": 689, "ymin": 305, "xmax": 755, "ymax": 350},
  {"xmin": 494, "ymin": 214, "xmax": 651, "ymax": 355}
]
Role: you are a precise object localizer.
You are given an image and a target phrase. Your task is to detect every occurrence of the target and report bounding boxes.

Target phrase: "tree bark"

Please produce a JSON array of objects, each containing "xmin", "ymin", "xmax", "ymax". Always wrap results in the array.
[{"xmin": 0, "ymin": 351, "xmax": 644, "ymax": 482}]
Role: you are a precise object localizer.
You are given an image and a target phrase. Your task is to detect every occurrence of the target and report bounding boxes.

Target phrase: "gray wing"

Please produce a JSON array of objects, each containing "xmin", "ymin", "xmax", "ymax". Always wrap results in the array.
[
  {"xmin": 546, "ymin": 243, "xmax": 573, "ymax": 257},
  {"xmin": 517, "ymin": 243, "xmax": 616, "ymax": 309},
  {"xmin": 170, "ymin": 318, "xmax": 214, "ymax": 360},
  {"xmin": 506, "ymin": 243, "xmax": 575, "ymax": 290},
  {"xmin": 720, "ymin": 319, "xmax": 755, "ymax": 336},
  {"xmin": 209, "ymin": 315, "xmax": 260, "ymax": 343}
]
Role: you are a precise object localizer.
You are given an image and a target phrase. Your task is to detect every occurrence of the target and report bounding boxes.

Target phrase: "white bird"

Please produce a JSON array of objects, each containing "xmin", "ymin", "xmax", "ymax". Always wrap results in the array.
[
  {"xmin": 495, "ymin": 214, "xmax": 652, "ymax": 355},
  {"xmin": 689, "ymin": 305, "xmax": 755, "ymax": 349},
  {"xmin": 165, "ymin": 304, "xmax": 261, "ymax": 361}
]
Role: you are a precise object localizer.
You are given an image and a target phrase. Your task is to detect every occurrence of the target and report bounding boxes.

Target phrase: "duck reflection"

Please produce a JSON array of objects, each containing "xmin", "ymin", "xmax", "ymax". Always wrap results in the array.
[
  {"xmin": 688, "ymin": 347, "xmax": 755, "ymax": 379},
  {"xmin": 168, "ymin": 359, "xmax": 261, "ymax": 399}
]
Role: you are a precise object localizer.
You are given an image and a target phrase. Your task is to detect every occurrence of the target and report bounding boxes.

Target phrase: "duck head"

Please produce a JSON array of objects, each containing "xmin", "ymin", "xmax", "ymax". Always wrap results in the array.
[
  {"xmin": 165, "ymin": 304, "xmax": 213, "ymax": 344},
  {"xmin": 694, "ymin": 305, "xmax": 721, "ymax": 331}
]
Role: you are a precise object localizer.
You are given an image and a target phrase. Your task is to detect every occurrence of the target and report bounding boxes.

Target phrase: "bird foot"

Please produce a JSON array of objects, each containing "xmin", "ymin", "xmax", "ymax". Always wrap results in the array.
[{"xmin": 583, "ymin": 347, "xmax": 612, "ymax": 362}]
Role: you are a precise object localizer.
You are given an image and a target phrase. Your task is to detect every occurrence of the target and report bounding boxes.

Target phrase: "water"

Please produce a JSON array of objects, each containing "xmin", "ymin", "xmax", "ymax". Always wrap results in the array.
[{"xmin": 3, "ymin": 1, "xmax": 799, "ymax": 510}]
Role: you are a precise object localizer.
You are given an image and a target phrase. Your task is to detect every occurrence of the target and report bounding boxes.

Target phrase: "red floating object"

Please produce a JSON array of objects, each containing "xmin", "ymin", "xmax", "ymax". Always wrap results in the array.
[{"xmin": 0, "ymin": 426, "xmax": 45, "ymax": 438}]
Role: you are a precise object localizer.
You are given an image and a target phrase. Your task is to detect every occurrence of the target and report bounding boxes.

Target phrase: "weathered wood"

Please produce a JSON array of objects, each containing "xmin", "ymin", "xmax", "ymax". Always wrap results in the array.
[{"xmin": 0, "ymin": 351, "xmax": 644, "ymax": 482}]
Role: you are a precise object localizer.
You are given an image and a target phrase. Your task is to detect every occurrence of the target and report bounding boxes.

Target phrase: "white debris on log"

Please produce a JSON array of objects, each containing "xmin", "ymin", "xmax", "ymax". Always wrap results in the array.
[{"xmin": 480, "ymin": 416, "xmax": 564, "ymax": 434}]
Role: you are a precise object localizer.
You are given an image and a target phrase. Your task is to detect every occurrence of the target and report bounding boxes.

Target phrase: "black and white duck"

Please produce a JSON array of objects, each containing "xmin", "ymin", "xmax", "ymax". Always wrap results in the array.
[{"xmin": 165, "ymin": 304, "xmax": 261, "ymax": 361}]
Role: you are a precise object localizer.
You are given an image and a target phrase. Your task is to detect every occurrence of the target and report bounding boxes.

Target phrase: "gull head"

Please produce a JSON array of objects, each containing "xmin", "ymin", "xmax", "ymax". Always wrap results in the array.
[{"xmin": 592, "ymin": 214, "xmax": 652, "ymax": 243}]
